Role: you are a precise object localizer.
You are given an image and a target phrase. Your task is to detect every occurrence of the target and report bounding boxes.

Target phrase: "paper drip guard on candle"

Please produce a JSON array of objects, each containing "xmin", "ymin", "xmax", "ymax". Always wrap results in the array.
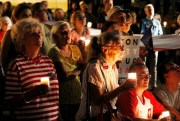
[
  {"xmin": 128, "ymin": 73, "xmax": 137, "ymax": 79},
  {"xmin": 161, "ymin": 111, "xmax": 170, "ymax": 118},
  {"xmin": 40, "ymin": 77, "xmax": 50, "ymax": 87}
]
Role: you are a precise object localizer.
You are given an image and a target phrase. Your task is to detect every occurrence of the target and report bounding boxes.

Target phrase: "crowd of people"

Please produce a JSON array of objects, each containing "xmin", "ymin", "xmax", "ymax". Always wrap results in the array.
[{"xmin": 0, "ymin": 0, "xmax": 179, "ymax": 121}]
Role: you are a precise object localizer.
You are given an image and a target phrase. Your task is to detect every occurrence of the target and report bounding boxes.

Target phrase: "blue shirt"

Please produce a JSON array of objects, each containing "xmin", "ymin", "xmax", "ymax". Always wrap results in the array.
[{"xmin": 141, "ymin": 18, "xmax": 163, "ymax": 36}]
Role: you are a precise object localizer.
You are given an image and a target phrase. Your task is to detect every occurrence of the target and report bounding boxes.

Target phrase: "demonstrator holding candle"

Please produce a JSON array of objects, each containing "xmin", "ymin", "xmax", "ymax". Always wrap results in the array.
[
  {"xmin": 116, "ymin": 61, "xmax": 171, "ymax": 121},
  {"xmin": 76, "ymin": 32, "xmax": 135, "ymax": 121},
  {"xmin": 3, "ymin": 18, "xmax": 60, "ymax": 120},
  {"xmin": 70, "ymin": 10, "xmax": 91, "ymax": 60}
]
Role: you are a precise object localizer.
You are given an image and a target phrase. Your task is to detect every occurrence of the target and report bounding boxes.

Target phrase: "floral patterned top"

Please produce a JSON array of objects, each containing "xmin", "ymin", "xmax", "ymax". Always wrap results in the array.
[{"xmin": 48, "ymin": 44, "xmax": 82, "ymax": 104}]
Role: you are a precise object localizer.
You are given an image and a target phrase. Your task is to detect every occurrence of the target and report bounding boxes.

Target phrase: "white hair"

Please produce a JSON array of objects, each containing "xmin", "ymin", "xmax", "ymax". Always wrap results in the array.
[{"xmin": 0, "ymin": 16, "xmax": 13, "ymax": 29}]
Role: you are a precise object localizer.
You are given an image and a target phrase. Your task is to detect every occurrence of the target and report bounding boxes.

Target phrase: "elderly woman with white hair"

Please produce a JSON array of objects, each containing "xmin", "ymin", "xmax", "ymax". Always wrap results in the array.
[
  {"xmin": 0, "ymin": 16, "xmax": 12, "ymax": 42},
  {"xmin": 3, "ymin": 18, "xmax": 60, "ymax": 120},
  {"xmin": 48, "ymin": 21, "xmax": 85, "ymax": 121}
]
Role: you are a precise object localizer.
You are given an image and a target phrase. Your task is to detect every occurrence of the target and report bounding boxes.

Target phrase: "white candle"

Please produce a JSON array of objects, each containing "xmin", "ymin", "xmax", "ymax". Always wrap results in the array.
[
  {"xmin": 128, "ymin": 73, "xmax": 137, "ymax": 79},
  {"xmin": 80, "ymin": 37, "xmax": 85, "ymax": 41},
  {"xmin": 87, "ymin": 22, "xmax": 92, "ymax": 28},
  {"xmin": 163, "ymin": 21, "xmax": 167, "ymax": 27},
  {"xmin": 40, "ymin": 77, "xmax": 50, "ymax": 87},
  {"xmin": 162, "ymin": 111, "xmax": 170, "ymax": 117},
  {"xmin": 85, "ymin": 39, "xmax": 91, "ymax": 46}
]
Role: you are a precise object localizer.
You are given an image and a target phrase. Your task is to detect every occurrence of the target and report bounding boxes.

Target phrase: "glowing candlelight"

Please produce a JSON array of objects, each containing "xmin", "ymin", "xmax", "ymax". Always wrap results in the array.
[
  {"xmin": 40, "ymin": 77, "xmax": 50, "ymax": 87},
  {"xmin": 80, "ymin": 37, "xmax": 85, "ymax": 41},
  {"xmin": 162, "ymin": 111, "xmax": 170, "ymax": 117},
  {"xmin": 85, "ymin": 39, "xmax": 90, "ymax": 46},
  {"xmin": 163, "ymin": 21, "xmax": 167, "ymax": 27},
  {"xmin": 128, "ymin": 73, "xmax": 137, "ymax": 79},
  {"xmin": 87, "ymin": 22, "xmax": 92, "ymax": 28},
  {"xmin": 159, "ymin": 111, "xmax": 170, "ymax": 120}
]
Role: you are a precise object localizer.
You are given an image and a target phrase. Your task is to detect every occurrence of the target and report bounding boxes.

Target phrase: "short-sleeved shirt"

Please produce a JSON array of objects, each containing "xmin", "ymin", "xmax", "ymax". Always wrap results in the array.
[
  {"xmin": 116, "ymin": 89, "xmax": 164, "ymax": 119},
  {"xmin": 141, "ymin": 18, "xmax": 163, "ymax": 36},
  {"xmin": 4, "ymin": 53, "xmax": 59, "ymax": 120},
  {"xmin": 153, "ymin": 84, "xmax": 180, "ymax": 112},
  {"xmin": 75, "ymin": 56, "xmax": 119, "ymax": 120},
  {"xmin": 48, "ymin": 45, "xmax": 82, "ymax": 104}
]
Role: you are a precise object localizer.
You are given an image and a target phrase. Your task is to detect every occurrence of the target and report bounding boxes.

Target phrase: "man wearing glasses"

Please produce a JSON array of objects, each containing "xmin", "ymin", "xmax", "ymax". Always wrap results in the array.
[
  {"xmin": 116, "ymin": 61, "xmax": 170, "ymax": 120},
  {"xmin": 153, "ymin": 61, "xmax": 180, "ymax": 120}
]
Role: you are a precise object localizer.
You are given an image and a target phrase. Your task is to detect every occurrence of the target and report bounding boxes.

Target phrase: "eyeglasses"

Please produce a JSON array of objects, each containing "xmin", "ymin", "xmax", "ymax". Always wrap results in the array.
[
  {"xmin": 104, "ymin": 45, "xmax": 124, "ymax": 51},
  {"xmin": 165, "ymin": 64, "xmax": 179, "ymax": 73},
  {"xmin": 137, "ymin": 74, "xmax": 151, "ymax": 79},
  {"xmin": 60, "ymin": 30, "xmax": 70, "ymax": 35}
]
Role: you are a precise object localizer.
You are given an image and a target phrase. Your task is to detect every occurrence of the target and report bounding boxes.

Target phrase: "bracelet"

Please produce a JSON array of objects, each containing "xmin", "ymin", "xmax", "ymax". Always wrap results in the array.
[{"xmin": 22, "ymin": 91, "xmax": 31, "ymax": 104}]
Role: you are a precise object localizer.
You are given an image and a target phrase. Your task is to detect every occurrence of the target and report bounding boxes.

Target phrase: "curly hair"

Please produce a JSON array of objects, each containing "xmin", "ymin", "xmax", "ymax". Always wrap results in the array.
[
  {"xmin": 51, "ymin": 21, "xmax": 70, "ymax": 45},
  {"xmin": 11, "ymin": 18, "xmax": 44, "ymax": 52}
]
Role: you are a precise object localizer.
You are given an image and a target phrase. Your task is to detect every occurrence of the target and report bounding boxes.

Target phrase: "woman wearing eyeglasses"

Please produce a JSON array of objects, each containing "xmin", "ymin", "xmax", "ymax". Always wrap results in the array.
[
  {"xmin": 3, "ymin": 18, "xmax": 59, "ymax": 120},
  {"xmin": 70, "ymin": 10, "xmax": 90, "ymax": 60},
  {"xmin": 153, "ymin": 61, "xmax": 180, "ymax": 121},
  {"xmin": 116, "ymin": 62, "xmax": 171, "ymax": 121},
  {"xmin": 76, "ymin": 32, "xmax": 135, "ymax": 121},
  {"xmin": 48, "ymin": 21, "xmax": 85, "ymax": 121}
]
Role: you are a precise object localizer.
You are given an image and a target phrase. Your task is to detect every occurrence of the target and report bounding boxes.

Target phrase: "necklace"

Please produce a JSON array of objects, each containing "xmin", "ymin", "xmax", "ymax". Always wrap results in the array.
[
  {"xmin": 24, "ymin": 53, "xmax": 42, "ymax": 65},
  {"xmin": 59, "ymin": 46, "xmax": 71, "ymax": 58}
]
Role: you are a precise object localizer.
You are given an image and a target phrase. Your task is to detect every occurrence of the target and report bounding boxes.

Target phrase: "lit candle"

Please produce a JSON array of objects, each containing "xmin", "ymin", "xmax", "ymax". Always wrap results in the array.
[
  {"xmin": 40, "ymin": 77, "xmax": 50, "ymax": 87},
  {"xmin": 85, "ymin": 39, "xmax": 91, "ymax": 46},
  {"xmin": 79, "ymin": 37, "xmax": 85, "ymax": 41},
  {"xmin": 87, "ymin": 22, "xmax": 92, "ymax": 28},
  {"xmin": 163, "ymin": 21, "xmax": 167, "ymax": 27},
  {"xmin": 161, "ymin": 111, "xmax": 170, "ymax": 117},
  {"xmin": 128, "ymin": 73, "xmax": 137, "ymax": 79}
]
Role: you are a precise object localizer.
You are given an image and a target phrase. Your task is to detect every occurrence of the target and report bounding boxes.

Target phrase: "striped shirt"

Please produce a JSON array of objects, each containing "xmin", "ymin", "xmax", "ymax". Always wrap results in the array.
[{"xmin": 4, "ymin": 53, "xmax": 59, "ymax": 121}]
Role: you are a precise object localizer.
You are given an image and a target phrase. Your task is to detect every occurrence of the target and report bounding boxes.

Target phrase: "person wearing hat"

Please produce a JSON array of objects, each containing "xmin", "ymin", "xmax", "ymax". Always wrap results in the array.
[{"xmin": 107, "ymin": 6, "xmax": 129, "ymax": 35}]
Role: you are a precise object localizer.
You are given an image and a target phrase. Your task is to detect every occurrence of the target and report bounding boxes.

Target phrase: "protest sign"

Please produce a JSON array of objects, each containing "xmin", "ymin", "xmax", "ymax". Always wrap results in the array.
[{"xmin": 118, "ymin": 35, "xmax": 142, "ymax": 83}]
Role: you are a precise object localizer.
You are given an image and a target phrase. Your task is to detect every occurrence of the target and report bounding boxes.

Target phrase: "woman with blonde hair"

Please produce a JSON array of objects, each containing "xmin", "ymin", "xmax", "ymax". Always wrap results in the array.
[
  {"xmin": 3, "ymin": 18, "xmax": 59, "ymax": 120},
  {"xmin": 70, "ymin": 10, "xmax": 90, "ymax": 60}
]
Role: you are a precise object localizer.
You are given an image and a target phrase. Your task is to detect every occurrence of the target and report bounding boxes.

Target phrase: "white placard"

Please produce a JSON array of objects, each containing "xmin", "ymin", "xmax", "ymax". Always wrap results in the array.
[
  {"xmin": 138, "ymin": 34, "xmax": 180, "ymax": 50},
  {"xmin": 118, "ymin": 35, "xmax": 142, "ymax": 78}
]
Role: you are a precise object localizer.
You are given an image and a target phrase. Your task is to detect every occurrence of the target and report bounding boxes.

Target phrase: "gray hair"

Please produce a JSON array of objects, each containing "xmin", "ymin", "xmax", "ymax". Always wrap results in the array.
[
  {"xmin": 11, "ymin": 18, "xmax": 44, "ymax": 52},
  {"xmin": 0, "ymin": 16, "xmax": 12, "ymax": 29},
  {"xmin": 51, "ymin": 21, "xmax": 70, "ymax": 44}
]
